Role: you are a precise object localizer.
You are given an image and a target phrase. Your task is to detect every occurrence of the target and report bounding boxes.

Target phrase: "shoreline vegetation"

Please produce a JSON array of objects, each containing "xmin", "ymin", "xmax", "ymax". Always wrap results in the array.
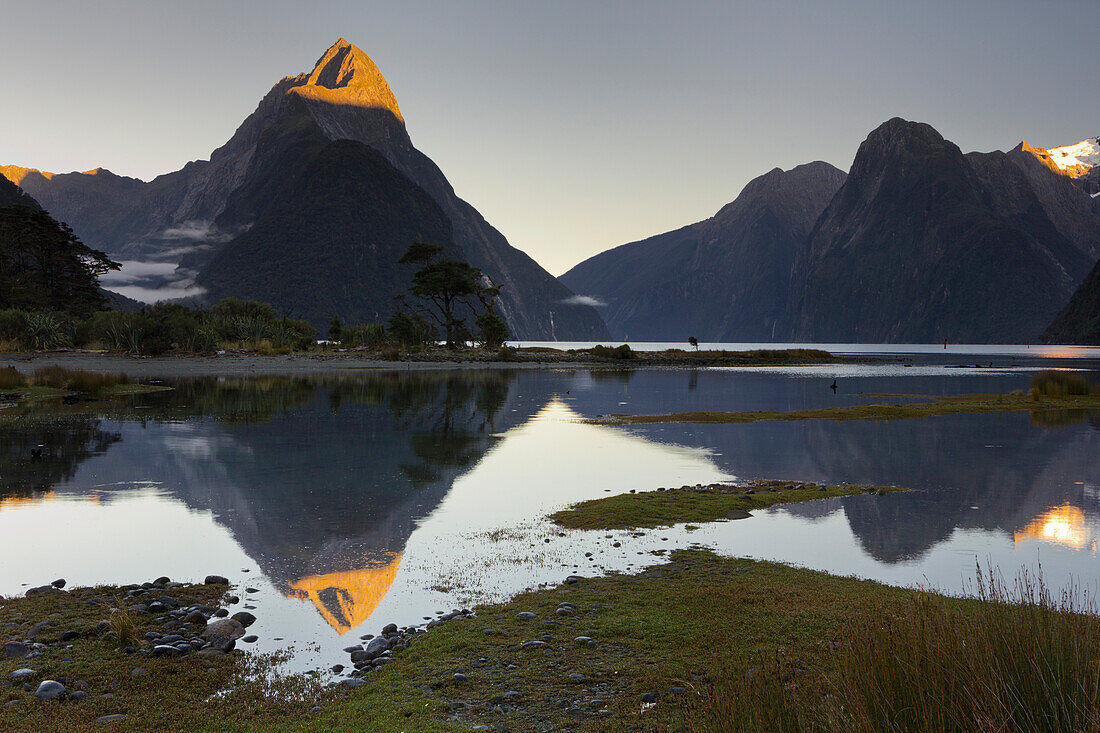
[
  {"xmin": 550, "ymin": 480, "xmax": 906, "ymax": 530},
  {"xmin": 593, "ymin": 371, "xmax": 1100, "ymax": 426}
]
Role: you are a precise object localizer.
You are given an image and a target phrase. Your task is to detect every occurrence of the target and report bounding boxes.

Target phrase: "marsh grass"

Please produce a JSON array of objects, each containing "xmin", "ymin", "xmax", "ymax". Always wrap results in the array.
[
  {"xmin": 30, "ymin": 365, "xmax": 131, "ymax": 394},
  {"xmin": 0, "ymin": 366, "xmax": 27, "ymax": 390},
  {"xmin": 1031, "ymin": 370, "xmax": 1097, "ymax": 398},
  {"xmin": 107, "ymin": 605, "xmax": 137, "ymax": 648},
  {"xmin": 699, "ymin": 566, "xmax": 1100, "ymax": 732}
]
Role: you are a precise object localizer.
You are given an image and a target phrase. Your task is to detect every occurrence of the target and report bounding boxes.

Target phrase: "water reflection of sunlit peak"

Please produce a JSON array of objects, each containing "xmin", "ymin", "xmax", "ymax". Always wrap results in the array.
[
  {"xmin": 0, "ymin": 492, "xmax": 56, "ymax": 512},
  {"xmin": 287, "ymin": 554, "xmax": 402, "ymax": 634},
  {"xmin": 1014, "ymin": 505, "xmax": 1097, "ymax": 551}
]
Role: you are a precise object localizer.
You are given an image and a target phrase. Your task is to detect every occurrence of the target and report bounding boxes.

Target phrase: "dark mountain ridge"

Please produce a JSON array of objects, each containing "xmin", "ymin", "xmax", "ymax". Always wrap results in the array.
[{"xmin": 560, "ymin": 161, "xmax": 846, "ymax": 341}]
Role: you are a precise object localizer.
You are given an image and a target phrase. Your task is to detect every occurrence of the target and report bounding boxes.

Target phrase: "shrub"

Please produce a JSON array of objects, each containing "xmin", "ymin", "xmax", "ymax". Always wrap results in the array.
[
  {"xmin": 24, "ymin": 311, "xmax": 72, "ymax": 350},
  {"xmin": 0, "ymin": 309, "xmax": 28, "ymax": 347},
  {"xmin": 589, "ymin": 344, "xmax": 634, "ymax": 360},
  {"xmin": 342, "ymin": 323, "xmax": 388, "ymax": 349},
  {"xmin": 388, "ymin": 311, "xmax": 436, "ymax": 348}
]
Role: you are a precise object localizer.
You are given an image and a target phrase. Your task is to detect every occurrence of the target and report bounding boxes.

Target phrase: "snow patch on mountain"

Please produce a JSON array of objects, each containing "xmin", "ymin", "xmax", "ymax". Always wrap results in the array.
[{"xmin": 1044, "ymin": 137, "xmax": 1100, "ymax": 173}]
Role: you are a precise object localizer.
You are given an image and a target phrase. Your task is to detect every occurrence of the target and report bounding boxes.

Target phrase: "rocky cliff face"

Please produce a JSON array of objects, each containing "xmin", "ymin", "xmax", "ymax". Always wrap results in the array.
[
  {"xmin": 0, "ymin": 173, "xmax": 40, "ymax": 209},
  {"xmin": 560, "ymin": 162, "xmax": 846, "ymax": 341},
  {"xmin": 785, "ymin": 118, "xmax": 1093, "ymax": 343},
  {"xmin": 1, "ymin": 40, "xmax": 607, "ymax": 339}
]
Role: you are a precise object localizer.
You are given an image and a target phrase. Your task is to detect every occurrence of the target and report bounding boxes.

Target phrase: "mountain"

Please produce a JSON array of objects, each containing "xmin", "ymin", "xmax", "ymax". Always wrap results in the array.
[
  {"xmin": 198, "ymin": 131, "xmax": 458, "ymax": 325},
  {"xmin": 0, "ymin": 172, "xmax": 41, "ymax": 209},
  {"xmin": 1042, "ymin": 258, "xmax": 1100, "ymax": 344},
  {"xmin": 785, "ymin": 118, "xmax": 1095, "ymax": 343},
  {"xmin": 560, "ymin": 162, "xmax": 846, "ymax": 341},
  {"xmin": 1, "ymin": 40, "xmax": 608, "ymax": 339}
]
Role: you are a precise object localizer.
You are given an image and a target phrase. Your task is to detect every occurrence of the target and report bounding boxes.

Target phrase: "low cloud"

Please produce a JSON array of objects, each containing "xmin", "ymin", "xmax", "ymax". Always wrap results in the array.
[
  {"xmin": 100, "ymin": 260, "xmax": 181, "ymax": 284},
  {"xmin": 157, "ymin": 221, "xmax": 232, "ymax": 243},
  {"xmin": 104, "ymin": 284, "xmax": 207, "ymax": 304},
  {"xmin": 559, "ymin": 294, "xmax": 607, "ymax": 307}
]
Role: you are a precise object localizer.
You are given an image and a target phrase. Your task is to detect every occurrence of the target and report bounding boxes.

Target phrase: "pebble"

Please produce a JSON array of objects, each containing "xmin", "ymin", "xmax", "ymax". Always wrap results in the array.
[
  {"xmin": 242, "ymin": 635, "xmax": 258, "ymax": 643},
  {"xmin": 95, "ymin": 714, "xmax": 127, "ymax": 724}
]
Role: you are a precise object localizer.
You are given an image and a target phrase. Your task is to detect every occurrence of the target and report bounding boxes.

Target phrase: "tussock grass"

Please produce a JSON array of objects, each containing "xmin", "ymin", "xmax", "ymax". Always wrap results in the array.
[
  {"xmin": 1031, "ymin": 370, "xmax": 1097, "ymax": 398},
  {"xmin": 30, "ymin": 366, "xmax": 131, "ymax": 394},
  {"xmin": 698, "ymin": 566, "xmax": 1100, "ymax": 732},
  {"xmin": 0, "ymin": 366, "xmax": 27, "ymax": 390}
]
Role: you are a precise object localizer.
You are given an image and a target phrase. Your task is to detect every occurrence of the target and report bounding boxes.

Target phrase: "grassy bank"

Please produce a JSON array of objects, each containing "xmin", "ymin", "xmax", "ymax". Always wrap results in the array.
[
  {"xmin": 550, "ymin": 480, "xmax": 905, "ymax": 530},
  {"xmin": 4, "ymin": 553, "xmax": 1099, "ymax": 731}
]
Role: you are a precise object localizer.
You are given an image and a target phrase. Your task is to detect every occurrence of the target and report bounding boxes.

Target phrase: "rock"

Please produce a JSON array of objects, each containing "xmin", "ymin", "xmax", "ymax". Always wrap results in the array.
[
  {"xmin": 26, "ymin": 585, "xmax": 63, "ymax": 597},
  {"xmin": 349, "ymin": 651, "xmax": 371, "ymax": 664},
  {"xmin": 203, "ymin": 618, "xmax": 246, "ymax": 648},
  {"xmin": 330, "ymin": 664, "xmax": 344, "ymax": 674},
  {"xmin": 33, "ymin": 680, "xmax": 67, "ymax": 701},
  {"xmin": 95, "ymin": 714, "xmax": 127, "ymax": 724},
  {"xmin": 212, "ymin": 608, "xmax": 229, "ymax": 618},
  {"xmin": 28, "ymin": 620, "xmax": 53, "ymax": 637},
  {"xmin": 364, "ymin": 636, "xmax": 389, "ymax": 657},
  {"xmin": 341, "ymin": 678, "xmax": 366, "ymax": 687},
  {"xmin": 185, "ymin": 610, "xmax": 207, "ymax": 625},
  {"xmin": 51, "ymin": 579, "xmax": 66, "ymax": 589},
  {"xmin": 153, "ymin": 576, "xmax": 171, "ymax": 586},
  {"xmin": 230, "ymin": 611, "xmax": 256, "ymax": 628},
  {"xmin": 204, "ymin": 575, "xmax": 229, "ymax": 585},
  {"xmin": 10, "ymin": 668, "xmax": 37, "ymax": 681},
  {"xmin": 69, "ymin": 691, "xmax": 87, "ymax": 702},
  {"xmin": 343, "ymin": 645, "xmax": 363, "ymax": 653},
  {"xmin": 669, "ymin": 686, "xmax": 686, "ymax": 694},
  {"xmin": 59, "ymin": 630, "xmax": 79, "ymax": 642},
  {"xmin": 517, "ymin": 612, "xmax": 537, "ymax": 620},
  {"xmin": 565, "ymin": 575, "xmax": 584, "ymax": 584},
  {"xmin": 242, "ymin": 635, "xmax": 258, "ymax": 643},
  {"xmin": 453, "ymin": 673, "xmax": 469, "ymax": 682},
  {"xmin": 3, "ymin": 641, "xmax": 30, "ymax": 659},
  {"xmin": 196, "ymin": 648, "xmax": 225, "ymax": 658},
  {"xmin": 382, "ymin": 623, "xmax": 398, "ymax": 634},
  {"xmin": 641, "ymin": 692, "xmax": 658, "ymax": 703},
  {"xmin": 521, "ymin": 640, "xmax": 547, "ymax": 649},
  {"xmin": 131, "ymin": 668, "xmax": 148, "ymax": 677},
  {"xmin": 245, "ymin": 587, "xmax": 259, "ymax": 593},
  {"xmin": 152, "ymin": 645, "xmax": 181, "ymax": 657},
  {"xmin": 568, "ymin": 672, "xmax": 586, "ymax": 683}
]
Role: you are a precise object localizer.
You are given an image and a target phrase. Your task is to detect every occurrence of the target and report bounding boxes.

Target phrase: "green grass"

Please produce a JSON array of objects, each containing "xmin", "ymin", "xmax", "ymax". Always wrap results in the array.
[
  {"xmin": 0, "ymin": 581, "xmax": 323, "ymax": 732},
  {"xmin": 550, "ymin": 480, "xmax": 905, "ymax": 530}
]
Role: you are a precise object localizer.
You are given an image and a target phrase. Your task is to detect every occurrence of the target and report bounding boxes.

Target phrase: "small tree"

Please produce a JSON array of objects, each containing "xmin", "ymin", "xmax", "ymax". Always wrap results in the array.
[
  {"xmin": 328, "ymin": 315, "xmax": 343, "ymax": 342},
  {"xmin": 397, "ymin": 242, "xmax": 504, "ymax": 349},
  {"xmin": 688, "ymin": 336, "xmax": 699, "ymax": 351}
]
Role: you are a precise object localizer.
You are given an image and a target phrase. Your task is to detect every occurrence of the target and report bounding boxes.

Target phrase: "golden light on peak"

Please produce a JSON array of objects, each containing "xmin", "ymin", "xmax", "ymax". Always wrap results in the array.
[
  {"xmin": 1014, "ymin": 505, "xmax": 1096, "ymax": 551},
  {"xmin": 287, "ymin": 554, "xmax": 402, "ymax": 634}
]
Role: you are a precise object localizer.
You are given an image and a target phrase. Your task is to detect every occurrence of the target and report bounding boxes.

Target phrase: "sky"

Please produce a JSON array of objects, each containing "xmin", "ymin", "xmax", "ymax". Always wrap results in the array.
[{"xmin": 1, "ymin": 0, "xmax": 1098, "ymax": 275}]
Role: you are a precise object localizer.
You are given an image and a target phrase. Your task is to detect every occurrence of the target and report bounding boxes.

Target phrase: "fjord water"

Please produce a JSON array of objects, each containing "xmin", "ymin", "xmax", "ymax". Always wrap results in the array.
[{"xmin": 1, "ymin": 353, "xmax": 1097, "ymax": 672}]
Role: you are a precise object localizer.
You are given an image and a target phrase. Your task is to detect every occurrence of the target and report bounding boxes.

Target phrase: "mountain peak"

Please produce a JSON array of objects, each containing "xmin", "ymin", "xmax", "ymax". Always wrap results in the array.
[
  {"xmin": 286, "ymin": 38, "xmax": 403, "ymax": 121},
  {"xmin": 1015, "ymin": 137, "xmax": 1098, "ymax": 179}
]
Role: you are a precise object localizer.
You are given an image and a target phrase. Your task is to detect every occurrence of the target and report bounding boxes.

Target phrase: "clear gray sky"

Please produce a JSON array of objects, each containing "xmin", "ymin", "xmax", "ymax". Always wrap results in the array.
[{"xmin": 2, "ymin": 0, "xmax": 1097, "ymax": 274}]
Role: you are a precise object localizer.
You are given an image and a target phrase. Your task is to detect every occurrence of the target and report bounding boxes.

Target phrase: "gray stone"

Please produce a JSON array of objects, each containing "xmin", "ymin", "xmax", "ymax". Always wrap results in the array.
[
  {"xmin": 69, "ymin": 691, "xmax": 87, "ymax": 702},
  {"xmin": 51, "ymin": 579, "xmax": 66, "ymax": 589},
  {"xmin": 33, "ymin": 679, "xmax": 67, "ymax": 701},
  {"xmin": 341, "ymin": 678, "xmax": 366, "ymax": 687},
  {"xmin": 382, "ymin": 623, "xmax": 398, "ymax": 634},
  {"xmin": 25, "ymin": 585, "xmax": 63, "ymax": 597},
  {"xmin": 364, "ymin": 636, "xmax": 389, "ymax": 657},
  {"xmin": 453, "ymin": 673, "xmax": 469, "ymax": 682},
  {"xmin": 204, "ymin": 575, "xmax": 229, "ymax": 585},
  {"xmin": 517, "ymin": 612, "xmax": 537, "ymax": 620},
  {"xmin": 568, "ymin": 672, "xmax": 586, "ymax": 683},
  {"xmin": 521, "ymin": 640, "xmax": 547, "ymax": 649},
  {"xmin": 230, "ymin": 611, "xmax": 256, "ymax": 628},
  {"xmin": 202, "ymin": 618, "xmax": 245, "ymax": 650},
  {"xmin": 196, "ymin": 648, "xmax": 225, "ymax": 658},
  {"xmin": 152, "ymin": 645, "xmax": 181, "ymax": 657},
  {"xmin": 131, "ymin": 668, "xmax": 147, "ymax": 678},
  {"xmin": 185, "ymin": 610, "xmax": 207, "ymax": 625},
  {"xmin": 10, "ymin": 668, "xmax": 36, "ymax": 681},
  {"xmin": 95, "ymin": 714, "xmax": 127, "ymax": 724},
  {"xmin": 3, "ymin": 641, "xmax": 30, "ymax": 659},
  {"xmin": 242, "ymin": 635, "xmax": 258, "ymax": 643}
]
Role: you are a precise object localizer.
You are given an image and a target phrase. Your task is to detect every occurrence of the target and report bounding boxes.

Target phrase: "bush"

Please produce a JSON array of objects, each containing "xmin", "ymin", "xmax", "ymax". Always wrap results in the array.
[
  {"xmin": 0, "ymin": 309, "xmax": 28, "ymax": 346},
  {"xmin": 341, "ymin": 323, "xmax": 388, "ymax": 349},
  {"xmin": 388, "ymin": 311, "xmax": 436, "ymax": 348},
  {"xmin": 24, "ymin": 311, "xmax": 72, "ymax": 350},
  {"xmin": 589, "ymin": 344, "xmax": 634, "ymax": 360}
]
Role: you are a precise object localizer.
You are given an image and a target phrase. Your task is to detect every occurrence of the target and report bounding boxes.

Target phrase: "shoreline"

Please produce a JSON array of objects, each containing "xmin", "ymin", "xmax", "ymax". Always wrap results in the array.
[{"xmin": 0, "ymin": 348, "xmax": 853, "ymax": 379}]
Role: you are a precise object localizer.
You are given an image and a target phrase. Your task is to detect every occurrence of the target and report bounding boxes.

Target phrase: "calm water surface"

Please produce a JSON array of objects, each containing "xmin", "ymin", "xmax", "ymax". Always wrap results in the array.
[{"xmin": 1, "ymin": 352, "xmax": 1097, "ymax": 672}]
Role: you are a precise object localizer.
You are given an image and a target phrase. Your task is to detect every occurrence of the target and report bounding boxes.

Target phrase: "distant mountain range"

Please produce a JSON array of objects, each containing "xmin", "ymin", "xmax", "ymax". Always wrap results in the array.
[
  {"xmin": 564, "ymin": 119, "xmax": 1100, "ymax": 344},
  {"xmin": 1, "ymin": 40, "xmax": 608, "ymax": 339}
]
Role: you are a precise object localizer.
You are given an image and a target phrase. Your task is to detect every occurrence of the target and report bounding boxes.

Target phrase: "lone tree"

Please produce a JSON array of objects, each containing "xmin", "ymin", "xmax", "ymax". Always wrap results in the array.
[
  {"xmin": 397, "ymin": 242, "xmax": 507, "ymax": 349},
  {"xmin": 688, "ymin": 336, "xmax": 699, "ymax": 351},
  {"xmin": 0, "ymin": 205, "xmax": 119, "ymax": 317}
]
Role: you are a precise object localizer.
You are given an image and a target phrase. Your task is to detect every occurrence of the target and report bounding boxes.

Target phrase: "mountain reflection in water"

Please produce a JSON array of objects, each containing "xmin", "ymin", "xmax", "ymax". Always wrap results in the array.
[{"xmin": 0, "ymin": 366, "xmax": 1098, "ymax": 646}]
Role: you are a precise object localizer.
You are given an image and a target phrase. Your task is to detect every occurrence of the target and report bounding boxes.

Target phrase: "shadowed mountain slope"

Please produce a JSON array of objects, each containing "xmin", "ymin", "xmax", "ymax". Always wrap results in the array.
[{"xmin": 560, "ymin": 162, "xmax": 846, "ymax": 341}]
